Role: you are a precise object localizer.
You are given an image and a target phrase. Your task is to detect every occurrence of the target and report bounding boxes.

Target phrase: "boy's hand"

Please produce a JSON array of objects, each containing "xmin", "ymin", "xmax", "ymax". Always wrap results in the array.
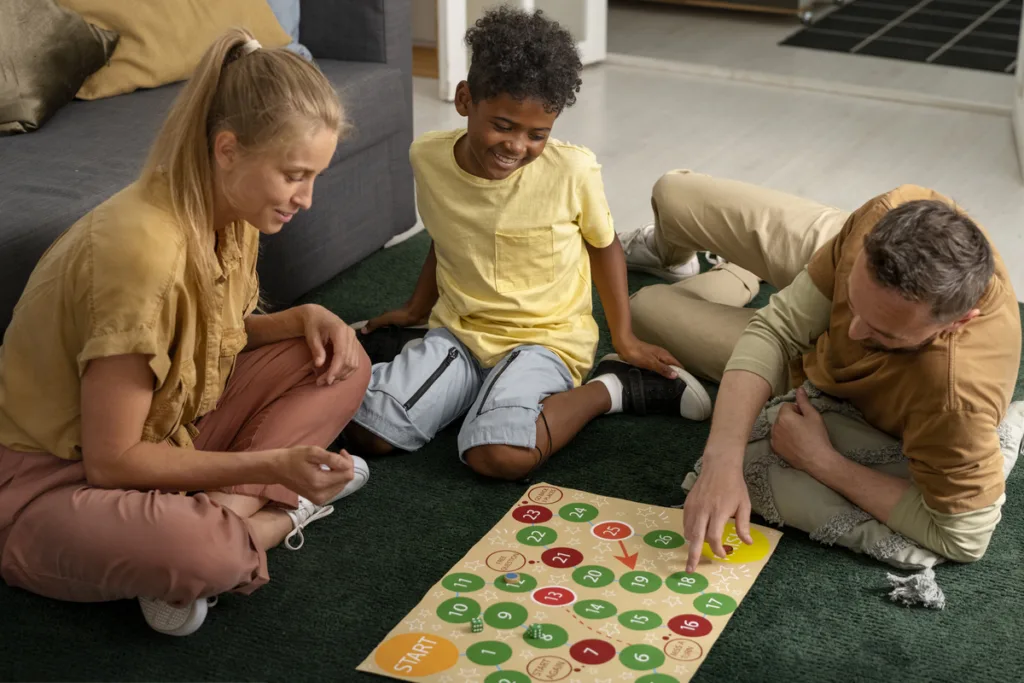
[
  {"xmin": 613, "ymin": 334, "xmax": 681, "ymax": 379},
  {"xmin": 361, "ymin": 307, "xmax": 428, "ymax": 334}
]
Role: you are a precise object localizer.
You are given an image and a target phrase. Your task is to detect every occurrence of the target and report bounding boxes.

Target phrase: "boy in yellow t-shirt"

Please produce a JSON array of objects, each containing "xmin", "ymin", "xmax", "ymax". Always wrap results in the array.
[{"xmin": 346, "ymin": 7, "xmax": 711, "ymax": 480}]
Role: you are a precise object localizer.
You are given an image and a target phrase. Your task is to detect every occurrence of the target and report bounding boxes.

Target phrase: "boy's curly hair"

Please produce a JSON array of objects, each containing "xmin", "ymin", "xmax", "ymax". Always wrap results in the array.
[{"xmin": 464, "ymin": 6, "xmax": 583, "ymax": 113}]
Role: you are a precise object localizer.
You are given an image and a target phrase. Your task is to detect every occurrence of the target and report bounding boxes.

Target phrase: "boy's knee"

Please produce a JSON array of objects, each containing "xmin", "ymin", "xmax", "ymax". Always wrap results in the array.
[
  {"xmin": 464, "ymin": 445, "xmax": 535, "ymax": 481},
  {"xmin": 344, "ymin": 423, "xmax": 395, "ymax": 456},
  {"xmin": 936, "ymin": 531, "xmax": 992, "ymax": 564}
]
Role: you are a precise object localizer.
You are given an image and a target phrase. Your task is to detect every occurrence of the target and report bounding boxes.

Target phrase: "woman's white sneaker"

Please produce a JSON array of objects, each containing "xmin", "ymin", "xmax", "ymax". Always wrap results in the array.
[
  {"xmin": 139, "ymin": 596, "xmax": 215, "ymax": 636},
  {"xmin": 284, "ymin": 455, "xmax": 369, "ymax": 551}
]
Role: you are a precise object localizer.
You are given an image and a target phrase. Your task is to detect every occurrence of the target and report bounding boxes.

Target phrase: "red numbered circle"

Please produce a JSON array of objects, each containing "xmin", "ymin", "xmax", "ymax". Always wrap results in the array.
[
  {"xmin": 531, "ymin": 586, "xmax": 577, "ymax": 607},
  {"xmin": 541, "ymin": 547, "xmax": 584, "ymax": 569},
  {"xmin": 570, "ymin": 639, "xmax": 616, "ymax": 665},
  {"xmin": 668, "ymin": 614, "xmax": 713, "ymax": 638},
  {"xmin": 513, "ymin": 505, "xmax": 553, "ymax": 524},
  {"xmin": 591, "ymin": 520, "xmax": 635, "ymax": 541}
]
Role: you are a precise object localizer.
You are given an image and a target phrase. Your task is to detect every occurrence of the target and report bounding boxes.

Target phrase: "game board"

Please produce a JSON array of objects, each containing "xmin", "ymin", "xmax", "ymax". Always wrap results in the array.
[{"xmin": 358, "ymin": 483, "xmax": 782, "ymax": 683}]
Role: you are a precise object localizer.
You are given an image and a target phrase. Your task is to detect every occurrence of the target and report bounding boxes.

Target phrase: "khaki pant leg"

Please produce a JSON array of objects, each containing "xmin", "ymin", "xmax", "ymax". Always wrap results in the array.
[
  {"xmin": 650, "ymin": 169, "xmax": 850, "ymax": 289},
  {"xmin": 630, "ymin": 283, "xmax": 756, "ymax": 383}
]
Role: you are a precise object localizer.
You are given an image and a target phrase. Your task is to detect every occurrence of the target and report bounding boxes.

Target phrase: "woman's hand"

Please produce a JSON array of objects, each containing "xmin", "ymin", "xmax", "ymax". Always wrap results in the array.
[
  {"xmin": 301, "ymin": 304, "xmax": 361, "ymax": 385},
  {"xmin": 272, "ymin": 446, "xmax": 355, "ymax": 505}
]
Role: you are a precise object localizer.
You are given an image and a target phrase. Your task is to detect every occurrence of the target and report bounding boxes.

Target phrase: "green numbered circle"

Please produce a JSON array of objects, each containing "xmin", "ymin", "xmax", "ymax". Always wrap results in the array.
[
  {"xmin": 524, "ymin": 624, "xmax": 569, "ymax": 649},
  {"xmin": 441, "ymin": 572, "xmax": 485, "ymax": 593},
  {"xmin": 636, "ymin": 675, "xmax": 681, "ymax": 683},
  {"xmin": 572, "ymin": 565, "xmax": 615, "ymax": 588},
  {"xmin": 620, "ymin": 571, "xmax": 663, "ymax": 594},
  {"xmin": 485, "ymin": 672, "xmax": 531, "ymax": 683},
  {"xmin": 620, "ymin": 644, "xmax": 666, "ymax": 671},
  {"xmin": 643, "ymin": 529, "xmax": 685, "ymax": 549},
  {"xmin": 437, "ymin": 597, "xmax": 481, "ymax": 624},
  {"xmin": 695, "ymin": 592, "xmax": 737, "ymax": 616},
  {"xmin": 495, "ymin": 573, "xmax": 538, "ymax": 593},
  {"xmin": 517, "ymin": 525, "xmax": 557, "ymax": 547},
  {"xmin": 559, "ymin": 503, "xmax": 599, "ymax": 523},
  {"xmin": 484, "ymin": 602, "xmax": 529, "ymax": 629},
  {"xmin": 666, "ymin": 571, "xmax": 709, "ymax": 595},
  {"xmin": 466, "ymin": 641, "xmax": 513, "ymax": 666},
  {"xmin": 574, "ymin": 599, "xmax": 618, "ymax": 620},
  {"xmin": 618, "ymin": 609, "xmax": 663, "ymax": 631}
]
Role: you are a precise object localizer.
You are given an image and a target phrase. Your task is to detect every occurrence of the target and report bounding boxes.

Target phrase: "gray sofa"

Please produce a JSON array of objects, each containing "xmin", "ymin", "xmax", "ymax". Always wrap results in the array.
[{"xmin": 0, "ymin": 0, "xmax": 415, "ymax": 334}]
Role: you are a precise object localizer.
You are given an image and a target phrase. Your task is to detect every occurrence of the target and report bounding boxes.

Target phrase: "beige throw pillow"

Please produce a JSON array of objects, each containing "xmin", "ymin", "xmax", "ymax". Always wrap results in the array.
[{"xmin": 58, "ymin": 0, "xmax": 292, "ymax": 100}]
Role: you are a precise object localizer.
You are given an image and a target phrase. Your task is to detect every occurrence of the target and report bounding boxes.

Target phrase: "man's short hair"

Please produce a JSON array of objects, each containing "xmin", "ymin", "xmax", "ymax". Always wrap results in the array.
[
  {"xmin": 863, "ymin": 199, "xmax": 994, "ymax": 321},
  {"xmin": 464, "ymin": 6, "xmax": 583, "ymax": 113}
]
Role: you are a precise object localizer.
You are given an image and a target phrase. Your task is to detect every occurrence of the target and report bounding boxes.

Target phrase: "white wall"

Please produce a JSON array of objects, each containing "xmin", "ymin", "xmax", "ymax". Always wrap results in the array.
[
  {"xmin": 413, "ymin": 0, "xmax": 438, "ymax": 46},
  {"xmin": 1014, "ymin": 17, "xmax": 1024, "ymax": 181}
]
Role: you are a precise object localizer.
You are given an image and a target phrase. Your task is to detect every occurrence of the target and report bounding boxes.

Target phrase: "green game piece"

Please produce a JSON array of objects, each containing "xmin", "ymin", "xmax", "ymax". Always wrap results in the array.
[
  {"xmin": 524, "ymin": 623, "xmax": 568, "ymax": 649},
  {"xmin": 496, "ymin": 572, "xmax": 537, "ymax": 593}
]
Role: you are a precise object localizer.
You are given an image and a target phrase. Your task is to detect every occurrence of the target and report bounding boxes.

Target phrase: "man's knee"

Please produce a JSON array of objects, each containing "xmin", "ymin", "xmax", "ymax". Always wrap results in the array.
[{"xmin": 464, "ymin": 445, "xmax": 536, "ymax": 481}]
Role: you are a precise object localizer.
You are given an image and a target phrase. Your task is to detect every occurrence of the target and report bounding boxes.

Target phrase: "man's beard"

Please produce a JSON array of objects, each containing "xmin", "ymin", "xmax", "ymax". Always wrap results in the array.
[{"xmin": 863, "ymin": 333, "xmax": 940, "ymax": 354}]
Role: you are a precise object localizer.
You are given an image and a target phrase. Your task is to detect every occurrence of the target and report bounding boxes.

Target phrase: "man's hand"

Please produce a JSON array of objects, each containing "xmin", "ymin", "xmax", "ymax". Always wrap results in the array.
[
  {"xmin": 301, "ymin": 304, "xmax": 361, "ymax": 385},
  {"xmin": 770, "ymin": 387, "xmax": 839, "ymax": 474},
  {"xmin": 613, "ymin": 334, "xmax": 681, "ymax": 380},
  {"xmin": 360, "ymin": 307, "xmax": 428, "ymax": 335},
  {"xmin": 682, "ymin": 457, "xmax": 753, "ymax": 572}
]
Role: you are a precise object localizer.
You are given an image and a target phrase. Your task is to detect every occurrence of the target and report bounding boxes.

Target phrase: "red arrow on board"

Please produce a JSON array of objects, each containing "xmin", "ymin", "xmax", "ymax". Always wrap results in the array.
[{"xmin": 613, "ymin": 541, "xmax": 638, "ymax": 569}]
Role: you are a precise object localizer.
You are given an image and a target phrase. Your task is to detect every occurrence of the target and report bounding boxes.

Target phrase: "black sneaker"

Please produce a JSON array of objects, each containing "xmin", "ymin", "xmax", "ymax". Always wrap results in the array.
[
  {"xmin": 591, "ymin": 354, "xmax": 712, "ymax": 421},
  {"xmin": 354, "ymin": 323, "xmax": 429, "ymax": 364}
]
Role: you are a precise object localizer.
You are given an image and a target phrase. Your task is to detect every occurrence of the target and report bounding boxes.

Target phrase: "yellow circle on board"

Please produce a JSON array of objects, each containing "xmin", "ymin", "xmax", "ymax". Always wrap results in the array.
[
  {"xmin": 374, "ymin": 632, "xmax": 459, "ymax": 677},
  {"xmin": 700, "ymin": 521, "xmax": 770, "ymax": 564}
]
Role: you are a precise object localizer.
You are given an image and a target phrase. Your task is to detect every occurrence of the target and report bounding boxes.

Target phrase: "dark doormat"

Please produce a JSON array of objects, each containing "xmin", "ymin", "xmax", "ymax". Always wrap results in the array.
[{"xmin": 780, "ymin": 0, "xmax": 1021, "ymax": 74}]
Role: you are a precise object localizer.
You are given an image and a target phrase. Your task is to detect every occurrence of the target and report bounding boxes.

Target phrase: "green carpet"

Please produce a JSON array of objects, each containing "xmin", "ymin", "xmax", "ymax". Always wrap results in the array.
[{"xmin": 3, "ymin": 232, "xmax": 1022, "ymax": 682}]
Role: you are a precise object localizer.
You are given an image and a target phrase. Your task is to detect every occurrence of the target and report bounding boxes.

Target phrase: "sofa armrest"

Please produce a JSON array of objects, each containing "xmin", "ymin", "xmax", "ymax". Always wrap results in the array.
[{"xmin": 299, "ymin": 0, "xmax": 411, "ymax": 68}]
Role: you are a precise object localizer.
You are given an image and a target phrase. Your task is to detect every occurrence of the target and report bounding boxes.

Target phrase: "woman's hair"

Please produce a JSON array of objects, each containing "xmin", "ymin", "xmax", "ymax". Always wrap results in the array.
[{"xmin": 140, "ymin": 27, "xmax": 346, "ymax": 302}]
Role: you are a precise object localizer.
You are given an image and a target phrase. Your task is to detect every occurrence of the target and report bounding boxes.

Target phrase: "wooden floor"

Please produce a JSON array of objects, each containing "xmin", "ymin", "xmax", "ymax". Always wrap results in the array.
[{"xmin": 413, "ymin": 46, "xmax": 438, "ymax": 79}]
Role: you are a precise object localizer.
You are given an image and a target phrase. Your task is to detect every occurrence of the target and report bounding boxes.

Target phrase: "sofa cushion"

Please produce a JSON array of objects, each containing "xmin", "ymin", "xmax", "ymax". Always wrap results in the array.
[
  {"xmin": 0, "ymin": 0, "xmax": 119, "ymax": 135},
  {"xmin": 0, "ymin": 58, "xmax": 407, "ymax": 334},
  {"xmin": 58, "ymin": 0, "xmax": 292, "ymax": 100},
  {"xmin": 266, "ymin": 0, "xmax": 313, "ymax": 61}
]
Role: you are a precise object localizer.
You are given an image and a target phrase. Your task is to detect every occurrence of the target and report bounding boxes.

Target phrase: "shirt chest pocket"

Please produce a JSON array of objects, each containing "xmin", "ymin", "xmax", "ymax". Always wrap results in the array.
[{"xmin": 494, "ymin": 227, "xmax": 555, "ymax": 294}]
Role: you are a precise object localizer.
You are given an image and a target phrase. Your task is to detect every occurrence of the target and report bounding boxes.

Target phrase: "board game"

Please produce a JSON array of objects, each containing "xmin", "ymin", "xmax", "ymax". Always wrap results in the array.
[{"xmin": 358, "ymin": 483, "xmax": 782, "ymax": 683}]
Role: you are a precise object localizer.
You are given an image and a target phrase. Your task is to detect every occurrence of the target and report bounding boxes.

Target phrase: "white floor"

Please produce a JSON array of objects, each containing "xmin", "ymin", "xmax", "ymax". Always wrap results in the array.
[
  {"xmin": 410, "ymin": 63, "xmax": 1024, "ymax": 297},
  {"xmin": 606, "ymin": 0, "xmax": 1017, "ymax": 111}
]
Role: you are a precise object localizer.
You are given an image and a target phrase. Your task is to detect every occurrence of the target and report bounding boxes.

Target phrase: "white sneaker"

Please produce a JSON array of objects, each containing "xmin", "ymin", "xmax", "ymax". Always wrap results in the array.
[
  {"xmin": 284, "ymin": 455, "xmax": 369, "ymax": 551},
  {"xmin": 139, "ymin": 595, "xmax": 216, "ymax": 637},
  {"xmin": 620, "ymin": 224, "xmax": 701, "ymax": 282}
]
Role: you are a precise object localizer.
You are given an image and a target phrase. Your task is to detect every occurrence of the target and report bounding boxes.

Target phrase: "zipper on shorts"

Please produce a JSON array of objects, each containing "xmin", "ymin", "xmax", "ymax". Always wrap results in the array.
[
  {"xmin": 404, "ymin": 348, "xmax": 459, "ymax": 411},
  {"xmin": 476, "ymin": 350, "xmax": 521, "ymax": 417}
]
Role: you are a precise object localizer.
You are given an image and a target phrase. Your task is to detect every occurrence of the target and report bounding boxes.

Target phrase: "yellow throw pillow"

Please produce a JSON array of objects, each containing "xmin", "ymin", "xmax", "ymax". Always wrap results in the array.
[{"xmin": 58, "ymin": 0, "xmax": 293, "ymax": 100}]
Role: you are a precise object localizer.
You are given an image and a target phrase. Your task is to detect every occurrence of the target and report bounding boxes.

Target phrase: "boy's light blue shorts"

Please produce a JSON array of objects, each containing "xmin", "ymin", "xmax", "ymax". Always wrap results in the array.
[{"xmin": 351, "ymin": 328, "xmax": 574, "ymax": 459}]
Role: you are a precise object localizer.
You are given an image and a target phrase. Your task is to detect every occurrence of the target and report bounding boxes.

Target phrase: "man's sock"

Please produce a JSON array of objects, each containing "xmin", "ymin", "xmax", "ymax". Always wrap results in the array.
[{"xmin": 589, "ymin": 374, "xmax": 624, "ymax": 414}]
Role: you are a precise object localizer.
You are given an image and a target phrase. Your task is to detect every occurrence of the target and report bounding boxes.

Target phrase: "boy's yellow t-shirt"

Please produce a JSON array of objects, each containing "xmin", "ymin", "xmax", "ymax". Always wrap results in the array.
[{"xmin": 411, "ymin": 129, "xmax": 616, "ymax": 385}]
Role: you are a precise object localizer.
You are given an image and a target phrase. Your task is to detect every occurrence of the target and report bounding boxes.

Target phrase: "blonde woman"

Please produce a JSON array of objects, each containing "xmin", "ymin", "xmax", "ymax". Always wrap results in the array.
[{"xmin": 0, "ymin": 29, "xmax": 370, "ymax": 636}]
